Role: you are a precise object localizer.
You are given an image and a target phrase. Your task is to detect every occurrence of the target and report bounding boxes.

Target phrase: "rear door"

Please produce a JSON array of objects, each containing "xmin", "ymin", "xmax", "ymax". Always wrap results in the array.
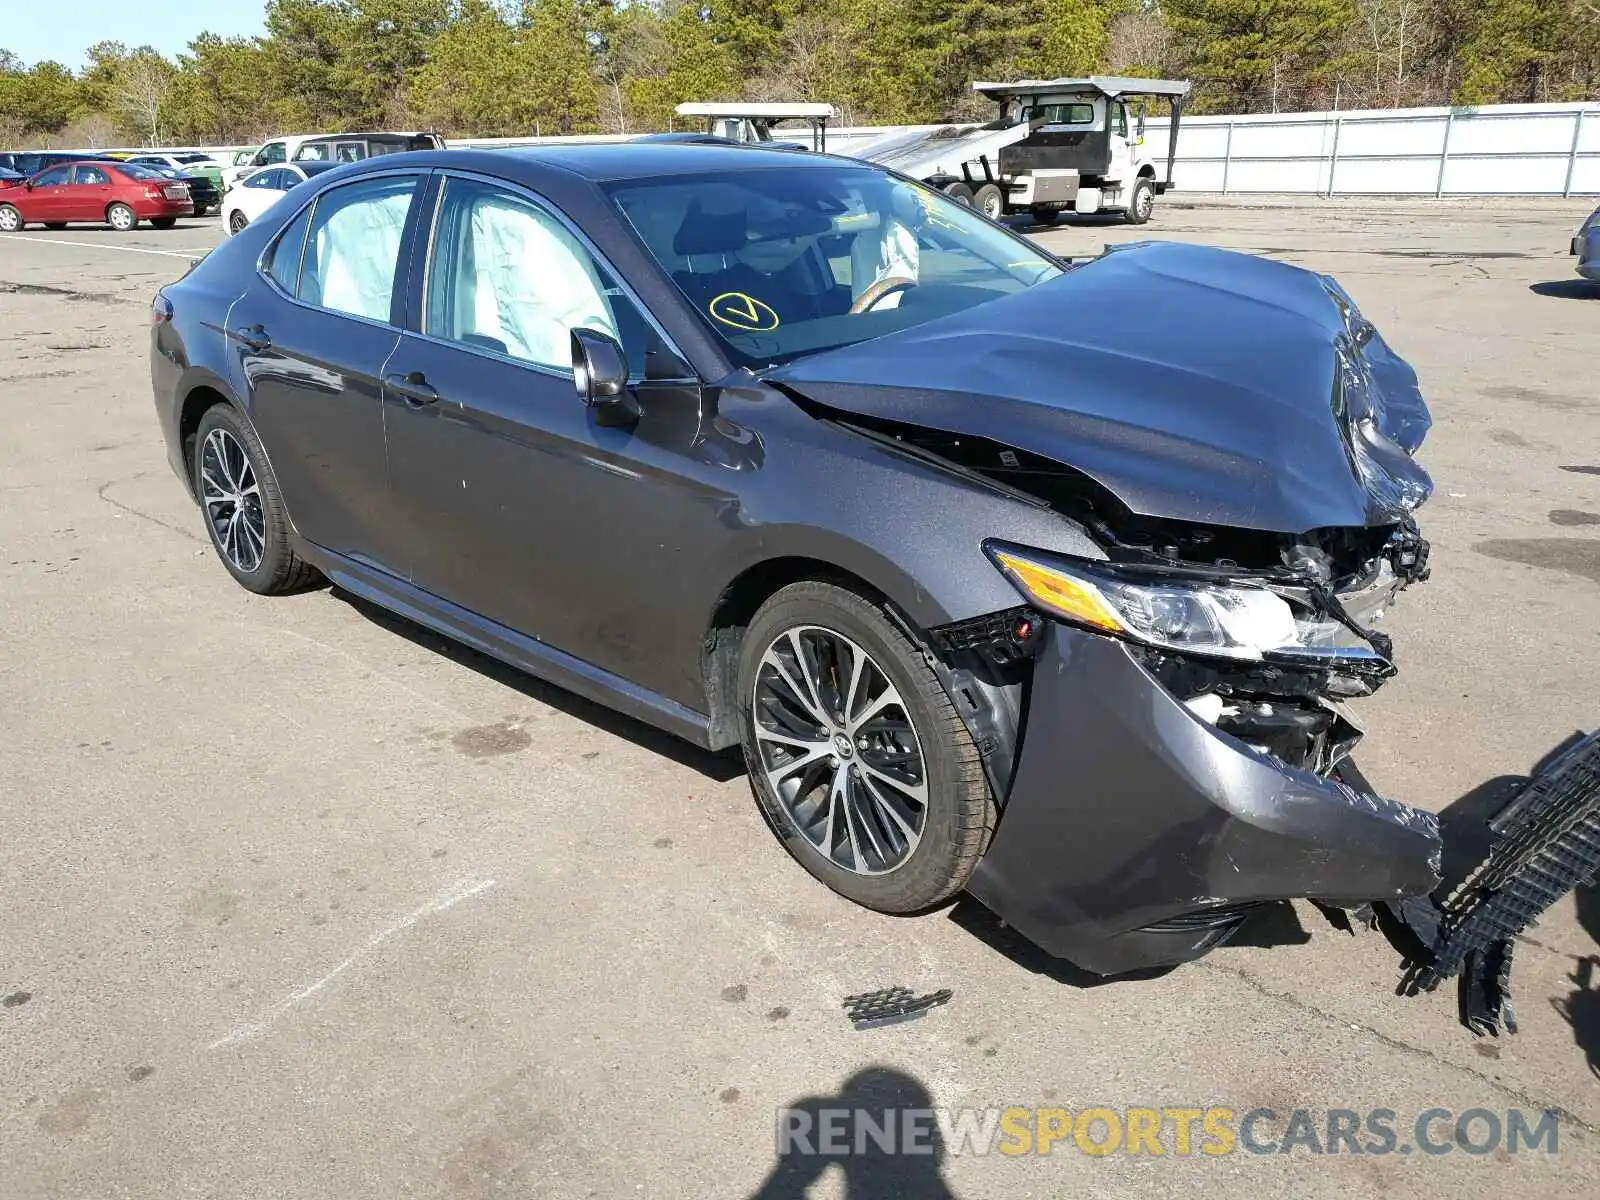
[
  {"xmin": 226, "ymin": 171, "xmax": 428, "ymax": 574},
  {"xmin": 69, "ymin": 164, "xmax": 114, "ymax": 221}
]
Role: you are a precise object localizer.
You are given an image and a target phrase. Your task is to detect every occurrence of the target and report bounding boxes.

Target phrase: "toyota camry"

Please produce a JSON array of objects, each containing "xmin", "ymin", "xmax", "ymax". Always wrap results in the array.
[{"xmin": 151, "ymin": 144, "xmax": 1442, "ymax": 973}]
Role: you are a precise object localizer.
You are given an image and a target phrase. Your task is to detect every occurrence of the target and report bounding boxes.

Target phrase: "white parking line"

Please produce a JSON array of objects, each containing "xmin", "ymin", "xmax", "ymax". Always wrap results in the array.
[{"xmin": 0, "ymin": 233, "xmax": 210, "ymax": 259}]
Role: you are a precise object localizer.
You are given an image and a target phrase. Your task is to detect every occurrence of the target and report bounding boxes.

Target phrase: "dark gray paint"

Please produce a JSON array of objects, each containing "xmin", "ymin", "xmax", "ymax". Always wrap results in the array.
[
  {"xmin": 773, "ymin": 239, "xmax": 1432, "ymax": 534},
  {"xmin": 150, "ymin": 144, "xmax": 1442, "ymax": 974},
  {"xmin": 968, "ymin": 626, "xmax": 1442, "ymax": 974}
]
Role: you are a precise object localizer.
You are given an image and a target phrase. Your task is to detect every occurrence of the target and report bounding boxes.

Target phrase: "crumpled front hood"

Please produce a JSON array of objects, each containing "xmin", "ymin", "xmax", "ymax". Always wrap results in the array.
[{"xmin": 769, "ymin": 241, "xmax": 1431, "ymax": 534}]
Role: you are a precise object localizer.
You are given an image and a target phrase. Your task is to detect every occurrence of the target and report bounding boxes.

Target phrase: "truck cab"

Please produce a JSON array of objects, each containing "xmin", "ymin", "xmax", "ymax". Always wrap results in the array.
[{"xmin": 970, "ymin": 76, "xmax": 1190, "ymax": 224}]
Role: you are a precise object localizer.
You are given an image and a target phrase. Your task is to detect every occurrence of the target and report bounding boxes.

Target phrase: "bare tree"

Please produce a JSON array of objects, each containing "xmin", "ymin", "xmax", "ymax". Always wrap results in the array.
[
  {"xmin": 115, "ymin": 53, "xmax": 176, "ymax": 145},
  {"xmin": 1107, "ymin": 10, "xmax": 1172, "ymax": 76}
]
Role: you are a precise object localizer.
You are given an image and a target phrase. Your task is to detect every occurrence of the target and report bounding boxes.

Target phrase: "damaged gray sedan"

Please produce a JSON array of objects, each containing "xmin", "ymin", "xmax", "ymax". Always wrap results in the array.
[{"xmin": 152, "ymin": 144, "xmax": 1442, "ymax": 975}]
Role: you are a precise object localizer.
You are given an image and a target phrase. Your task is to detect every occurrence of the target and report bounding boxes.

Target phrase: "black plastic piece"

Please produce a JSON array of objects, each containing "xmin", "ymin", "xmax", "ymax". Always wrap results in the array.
[
  {"xmin": 842, "ymin": 987, "xmax": 954, "ymax": 1030},
  {"xmin": 1392, "ymin": 731, "xmax": 1600, "ymax": 1035}
]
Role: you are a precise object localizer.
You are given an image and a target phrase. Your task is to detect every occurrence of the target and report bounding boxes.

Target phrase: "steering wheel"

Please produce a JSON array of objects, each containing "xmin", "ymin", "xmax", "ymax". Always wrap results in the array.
[{"xmin": 849, "ymin": 276, "xmax": 918, "ymax": 315}]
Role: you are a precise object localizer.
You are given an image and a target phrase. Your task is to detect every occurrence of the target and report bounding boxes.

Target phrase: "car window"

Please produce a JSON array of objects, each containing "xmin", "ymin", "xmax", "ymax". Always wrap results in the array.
[
  {"xmin": 32, "ymin": 166, "xmax": 72, "ymax": 187},
  {"xmin": 260, "ymin": 142, "xmax": 286, "ymax": 165},
  {"xmin": 1113, "ymin": 103, "xmax": 1129, "ymax": 138},
  {"xmin": 119, "ymin": 163, "xmax": 166, "ymax": 180},
  {"xmin": 1028, "ymin": 103, "xmax": 1096, "ymax": 126},
  {"xmin": 245, "ymin": 169, "xmax": 279, "ymax": 189},
  {"xmin": 72, "ymin": 165, "xmax": 110, "ymax": 185},
  {"xmin": 176, "ymin": 154, "xmax": 211, "ymax": 165},
  {"xmin": 296, "ymin": 175, "xmax": 418, "ymax": 322},
  {"xmin": 266, "ymin": 204, "xmax": 314, "ymax": 293},
  {"xmin": 425, "ymin": 177, "xmax": 639, "ymax": 374},
  {"xmin": 606, "ymin": 165, "xmax": 1061, "ymax": 368},
  {"xmin": 295, "ymin": 143, "xmax": 331, "ymax": 161}
]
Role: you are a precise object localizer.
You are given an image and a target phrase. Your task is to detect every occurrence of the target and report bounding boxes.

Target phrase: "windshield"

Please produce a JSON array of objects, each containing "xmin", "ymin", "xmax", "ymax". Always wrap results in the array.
[{"xmin": 604, "ymin": 164, "xmax": 1061, "ymax": 368}]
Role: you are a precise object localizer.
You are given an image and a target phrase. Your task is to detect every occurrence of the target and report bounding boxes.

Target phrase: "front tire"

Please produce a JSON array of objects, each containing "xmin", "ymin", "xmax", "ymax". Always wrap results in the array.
[
  {"xmin": 228, "ymin": 209, "xmax": 248, "ymax": 235},
  {"xmin": 193, "ymin": 404, "xmax": 320, "ymax": 595},
  {"xmin": 107, "ymin": 202, "xmax": 136, "ymax": 231},
  {"xmin": 1125, "ymin": 177, "xmax": 1155, "ymax": 225},
  {"xmin": 739, "ymin": 581, "xmax": 995, "ymax": 914},
  {"xmin": 0, "ymin": 204, "xmax": 22, "ymax": 232}
]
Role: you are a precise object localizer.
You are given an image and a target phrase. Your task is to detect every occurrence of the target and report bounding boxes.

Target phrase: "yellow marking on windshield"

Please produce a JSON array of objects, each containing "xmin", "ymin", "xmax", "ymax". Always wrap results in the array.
[{"xmin": 708, "ymin": 292, "xmax": 780, "ymax": 332}]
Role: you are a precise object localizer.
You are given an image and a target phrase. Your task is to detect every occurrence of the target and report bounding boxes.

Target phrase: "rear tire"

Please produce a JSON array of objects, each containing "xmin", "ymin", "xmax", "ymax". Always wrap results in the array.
[
  {"xmin": 738, "ymin": 581, "xmax": 995, "ymax": 914},
  {"xmin": 1029, "ymin": 206, "xmax": 1061, "ymax": 227},
  {"xmin": 107, "ymin": 202, "xmax": 136, "ymax": 232},
  {"xmin": 973, "ymin": 182, "xmax": 1006, "ymax": 220},
  {"xmin": 941, "ymin": 181, "xmax": 974, "ymax": 206},
  {"xmin": 151, "ymin": 217, "xmax": 177, "ymax": 229},
  {"xmin": 228, "ymin": 209, "xmax": 248, "ymax": 235},
  {"xmin": 192, "ymin": 404, "xmax": 320, "ymax": 596},
  {"xmin": 0, "ymin": 204, "xmax": 21, "ymax": 232},
  {"xmin": 1125, "ymin": 177, "xmax": 1155, "ymax": 225}
]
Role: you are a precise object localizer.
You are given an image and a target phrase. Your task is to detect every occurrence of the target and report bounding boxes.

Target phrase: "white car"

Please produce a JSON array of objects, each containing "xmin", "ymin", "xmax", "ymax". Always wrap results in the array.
[
  {"xmin": 220, "ymin": 162, "xmax": 342, "ymax": 236},
  {"xmin": 124, "ymin": 152, "xmax": 223, "ymax": 173},
  {"xmin": 222, "ymin": 131, "xmax": 444, "ymax": 188}
]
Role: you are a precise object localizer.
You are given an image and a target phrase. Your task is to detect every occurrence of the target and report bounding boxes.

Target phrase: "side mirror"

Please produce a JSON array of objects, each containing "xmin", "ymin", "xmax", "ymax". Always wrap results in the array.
[{"xmin": 571, "ymin": 327, "xmax": 639, "ymax": 427}]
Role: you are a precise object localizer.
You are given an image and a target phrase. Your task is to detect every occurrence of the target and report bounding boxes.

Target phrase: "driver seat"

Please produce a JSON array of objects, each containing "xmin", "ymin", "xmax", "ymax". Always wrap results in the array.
[{"xmin": 670, "ymin": 200, "xmax": 768, "ymax": 310}]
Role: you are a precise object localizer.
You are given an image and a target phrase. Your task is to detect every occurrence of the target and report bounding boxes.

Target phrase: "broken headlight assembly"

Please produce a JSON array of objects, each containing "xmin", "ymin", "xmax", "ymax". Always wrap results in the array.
[{"xmin": 984, "ymin": 541, "xmax": 1388, "ymax": 667}]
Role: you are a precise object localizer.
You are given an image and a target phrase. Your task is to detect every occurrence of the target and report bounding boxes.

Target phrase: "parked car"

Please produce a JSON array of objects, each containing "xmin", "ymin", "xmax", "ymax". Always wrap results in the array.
[
  {"xmin": 220, "ymin": 161, "xmax": 343, "ymax": 235},
  {"xmin": 151, "ymin": 144, "xmax": 1440, "ymax": 975},
  {"xmin": 0, "ymin": 150, "xmax": 117, "ymax": 176},
  {"xmin": 222, "ymin": 131, "xmax": 445, "ymax": 188},
  {"xmin": 0, "ymin": 160, "xmax": 193, "ymax": 231},
  {"xmin": 137, "ymin": 161, "xmax": 220, "ymax": 217},
  {"xmin": 123, "ymin": 152, "xmax": 225, "ymax": 203},
  {"xmin": 1573, "ymin": 204, "xmax": 1600, "ymax": 282}
]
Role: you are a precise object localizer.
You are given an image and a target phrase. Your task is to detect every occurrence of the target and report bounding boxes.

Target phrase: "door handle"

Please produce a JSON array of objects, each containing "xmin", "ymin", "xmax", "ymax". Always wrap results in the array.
[
  {"xmin": 384, "ymin": 370, "xmax": 438, "ymax": 405},
  {"xmin": 232, "ymin": 324, "xmax": 271, "ymax": 351}
]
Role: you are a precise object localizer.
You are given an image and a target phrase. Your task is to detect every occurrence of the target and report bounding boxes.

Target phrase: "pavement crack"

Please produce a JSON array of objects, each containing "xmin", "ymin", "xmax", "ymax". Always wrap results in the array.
[
  {"xmin": 1193, "ymin": 959, "xmax": 1594, "ymax": 1135},
  {"xmin": 96, "ymin": 475, "xmax": 205, "ymax": 544}
]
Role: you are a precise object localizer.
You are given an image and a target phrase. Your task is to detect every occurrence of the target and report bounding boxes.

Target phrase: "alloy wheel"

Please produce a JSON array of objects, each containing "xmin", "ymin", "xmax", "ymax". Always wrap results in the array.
[
  {"xmin": 200, "ymin": 428, "xmax": 266, "ymax": 572},
  {"xmin": 229, "ymin": 210, "xmax": 247, "ymax": 234},
  {"xmin": 109, "ymin": 205, "xmax": 134, "ymax": 231},
  {"xmin": 0, "ymin": 206, "xmax": 19, "ymax": 232},
  {"xmin": 751, "ymin": 626, "xmax": 928, "ymax": 875}
]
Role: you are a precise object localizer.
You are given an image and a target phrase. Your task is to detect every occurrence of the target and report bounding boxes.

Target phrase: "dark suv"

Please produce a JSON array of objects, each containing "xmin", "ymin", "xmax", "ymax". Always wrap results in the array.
[{"xmin": 0, "ymin": 151, "xmax": 115, "ymax": 176}]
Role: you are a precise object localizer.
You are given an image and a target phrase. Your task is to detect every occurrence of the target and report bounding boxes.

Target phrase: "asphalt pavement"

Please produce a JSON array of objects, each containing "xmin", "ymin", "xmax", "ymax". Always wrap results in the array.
[{"xmin": 2, "ymin": 195, "xmax": 1598, "ymax": 1197}]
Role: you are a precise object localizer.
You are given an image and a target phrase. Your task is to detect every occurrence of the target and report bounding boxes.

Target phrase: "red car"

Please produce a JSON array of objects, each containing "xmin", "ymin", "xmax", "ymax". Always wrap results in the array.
[{"xmin": 0, "ymin": 159, "xmax": 194, "ymax": 233}]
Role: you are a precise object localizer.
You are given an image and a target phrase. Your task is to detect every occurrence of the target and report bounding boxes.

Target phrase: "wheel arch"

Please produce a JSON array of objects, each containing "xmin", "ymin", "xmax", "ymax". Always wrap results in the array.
[
  {"xmin": 176, "ymin": 376, "xmax": 240, "ymax": 498},
  {"xmin": 700, "ymin": 554, "xmax": 926, "ymax": 751}
]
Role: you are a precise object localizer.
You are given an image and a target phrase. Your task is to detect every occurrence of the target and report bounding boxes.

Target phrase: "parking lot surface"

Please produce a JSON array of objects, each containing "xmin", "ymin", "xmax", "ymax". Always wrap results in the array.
[{"xmin": 2, "ymin": 197, "xmax": 1599, "ymax": 1198}]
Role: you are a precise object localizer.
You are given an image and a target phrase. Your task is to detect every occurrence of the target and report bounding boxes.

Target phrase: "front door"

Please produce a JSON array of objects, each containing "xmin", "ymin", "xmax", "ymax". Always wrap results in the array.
[
  {"xmin": 1107, "ymin": 100, "xmax": 1135, "ymax": 183},
  {"xmin": 228, "ymin": 172, "xmax": 427, "ymax": 575},
  {"xmin": 23, "ymin": 165, "xmax": 72, "ymax": 220},
  {"xmin": 381, "ymin": 174, "xmax": 709, "ymax": 688}
]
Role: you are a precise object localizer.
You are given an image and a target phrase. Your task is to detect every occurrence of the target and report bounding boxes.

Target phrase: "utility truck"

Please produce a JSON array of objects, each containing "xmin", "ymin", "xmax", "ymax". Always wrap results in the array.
[
  {"xmin": 674, "ymin": 79, "xmax": 1189, "ymax": 225},
  {"xmin": 852, "ymin": 76, "xmax": 1190, "ymax": 224}
]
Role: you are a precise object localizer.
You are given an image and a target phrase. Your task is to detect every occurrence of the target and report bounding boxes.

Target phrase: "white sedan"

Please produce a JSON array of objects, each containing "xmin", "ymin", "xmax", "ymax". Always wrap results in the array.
[{"xmin": 220, "ymin": 162, "xmax": 342, "ymax": 236}]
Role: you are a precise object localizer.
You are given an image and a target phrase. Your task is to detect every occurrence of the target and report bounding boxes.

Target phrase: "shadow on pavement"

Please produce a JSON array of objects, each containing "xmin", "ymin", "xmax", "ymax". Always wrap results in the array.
[
  {"xmin": 749, "ymin": 1066, "xmax": 958, "ymax": 1199},
  {"xmin": 332, "ymin": 586, "xmax": 747, "ymax": 782},
  {"xmin": 1529, "ymin": 280, "xmax": 1600, "ymax": 299}
]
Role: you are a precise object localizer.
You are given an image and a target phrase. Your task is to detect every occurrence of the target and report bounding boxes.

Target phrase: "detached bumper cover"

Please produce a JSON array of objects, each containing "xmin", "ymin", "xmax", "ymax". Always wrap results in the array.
[{"xmin": 967, "ymin": 625, "xmax": 1442, "ymax": 975}]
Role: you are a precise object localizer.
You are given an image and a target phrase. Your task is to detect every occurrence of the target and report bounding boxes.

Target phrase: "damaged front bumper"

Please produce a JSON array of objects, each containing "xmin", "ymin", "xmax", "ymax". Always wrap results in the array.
[{"xmin": 967, "ymin": 623, "xmax": 1443, "ymax": 975}]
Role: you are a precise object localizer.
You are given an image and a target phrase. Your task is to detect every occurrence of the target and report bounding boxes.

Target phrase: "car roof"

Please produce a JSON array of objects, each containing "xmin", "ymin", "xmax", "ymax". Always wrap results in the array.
[{"xmin": 384, "ymin": 142, "xmax": 857, "ymax": 184}]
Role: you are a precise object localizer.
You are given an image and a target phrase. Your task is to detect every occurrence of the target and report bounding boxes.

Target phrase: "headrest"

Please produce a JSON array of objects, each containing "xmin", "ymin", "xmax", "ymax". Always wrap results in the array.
[{"xmin": 673, "ymin": 201, "xmax": 749, "ymax": 256}]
